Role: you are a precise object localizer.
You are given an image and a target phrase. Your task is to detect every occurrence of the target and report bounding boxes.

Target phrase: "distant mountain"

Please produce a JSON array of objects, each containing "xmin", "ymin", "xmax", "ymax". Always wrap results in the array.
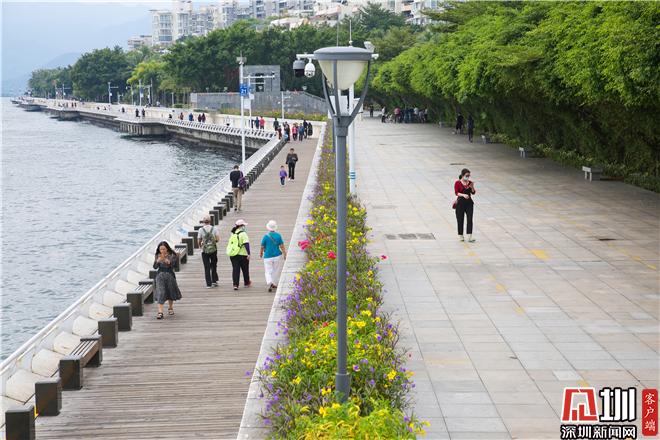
[{"xmin": 1, "ymin": 52, "xmax": 81, "ymax": 96}]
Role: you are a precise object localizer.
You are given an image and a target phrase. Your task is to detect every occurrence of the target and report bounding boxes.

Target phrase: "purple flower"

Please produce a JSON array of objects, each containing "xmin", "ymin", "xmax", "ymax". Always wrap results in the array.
[
  {"xmin": 369, "ymin": 379, "xmax": 375, "ymax": 386},
  {"xmin": 245, "ymin": 370, "xmax": 252, "ymax": 376},
  {"xmin": 329, "ymin": 332, "xmax": 335, "ymax": 338},
  {"xmin": 353, "ymin": 365, "xmax": 360, "ymax": 372}
]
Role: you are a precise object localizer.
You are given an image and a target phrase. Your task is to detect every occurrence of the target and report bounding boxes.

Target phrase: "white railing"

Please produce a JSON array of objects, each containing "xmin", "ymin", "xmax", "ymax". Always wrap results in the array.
[
  {"xmin": 161, "ymin": 118, "xmax": 277, "ymax": 140},
  {"xmin": 0, "ymin": 134, "xmax": 285, "ymax": 420}
]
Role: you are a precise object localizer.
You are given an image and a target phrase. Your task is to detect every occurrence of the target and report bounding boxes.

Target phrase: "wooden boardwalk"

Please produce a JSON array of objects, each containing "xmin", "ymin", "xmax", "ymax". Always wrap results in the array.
[{"xmin": 34, "ymin": 137, "xmax": 317, "ymax": 439}]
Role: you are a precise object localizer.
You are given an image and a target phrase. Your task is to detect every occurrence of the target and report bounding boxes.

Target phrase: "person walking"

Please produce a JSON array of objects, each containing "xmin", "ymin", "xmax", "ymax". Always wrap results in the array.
[
  {"xmin": 369, "ymin": 104, "xmax": 374, "ymax": 118},
  {"xmin": 135, "ymin": 108, "xmax": 139, "ymax": 118},
  {"xmin": 141, "ymin": 108, "xmax": 146, "ymax": 118},
  {"xmin": 455, "ymin": 112, "xmax": 464, "ymax": 135},
  {"xmin": 453, "ymin": 168, "xmax": 476, "ymax": 242},
  {"xmin": 153, "ymin": 241, "xmax": 182, "ymax": 319},
  {"xmin": 259, "ymin": 116, "xmax": 265, "ymax": 130},
  {"xmin": 467, "ymin": 114, "xmax": 475, "ymax": 142},
  {"xmin": 226, "ymin": 219, "xmax": 251, "ymax": 290},
  {"xmin": 283, "ymin": 122, "xmax": 291, "ymax": 143},
  {"xmin": 302, "ymin": 119, "xmax": 309, "ymax": 139},
  {"xmin": 260, "ymin": 220, "xmax": 287, "ymax": 292},
  {"xmin": 292, "ymin": 123, "xmax": 298, "ymax": 141},
  {"xmin": 273, "ymin": 117, "xmax": 280, "ymax": 132},
  {"xmin": 198, "ymin": 215, "xmax": 220, "ymax": 289},
  {"xmin": 279, "ymin": 165, "xmax": 287, "ymax": 185},
  {"xmin": 229, "ymin": 165, "xmax": 243, "ymax": 212},
  {"xmin": 286, "ymin": 148, "xmax": 298, "ymax": 181}
]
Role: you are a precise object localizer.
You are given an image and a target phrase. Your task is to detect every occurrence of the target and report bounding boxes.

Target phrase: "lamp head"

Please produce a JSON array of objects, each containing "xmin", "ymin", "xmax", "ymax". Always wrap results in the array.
[
  {"xmin": 313, "ymin": 46, "xmax": 372, "ymax": 91},
  {"xmin": 292, "ymin": 59, "xmax": 305, "ymax": 77}
]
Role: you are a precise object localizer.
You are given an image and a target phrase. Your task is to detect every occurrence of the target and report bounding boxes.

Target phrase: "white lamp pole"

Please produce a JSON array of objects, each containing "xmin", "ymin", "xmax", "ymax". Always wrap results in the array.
[
  {"xmin": 348, "ymin": 85, "xmax": 356, "ymax": 194},
  {"xmin": 237, "ymin": 56, "xmax": 247, "ymax": 170}
]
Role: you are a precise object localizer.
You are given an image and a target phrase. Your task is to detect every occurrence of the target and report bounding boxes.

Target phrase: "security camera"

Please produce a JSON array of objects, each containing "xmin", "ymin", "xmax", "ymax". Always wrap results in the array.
[
  {"xmin": 293, "ymin": 59, "xmax": 305, "ymax": 77},
  {"xmin": 364, "ymin": 41, "xmax": 375, "ymax": 53},
  {"xmin": 304, "ymin": 61, "xmax": 316, "ymax": 78}
]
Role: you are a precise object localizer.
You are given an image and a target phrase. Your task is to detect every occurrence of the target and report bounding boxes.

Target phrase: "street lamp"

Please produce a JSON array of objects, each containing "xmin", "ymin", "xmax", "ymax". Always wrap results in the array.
[{"xmin": 296, "ymin": 45, "xmax": 376, "ymax": 402}]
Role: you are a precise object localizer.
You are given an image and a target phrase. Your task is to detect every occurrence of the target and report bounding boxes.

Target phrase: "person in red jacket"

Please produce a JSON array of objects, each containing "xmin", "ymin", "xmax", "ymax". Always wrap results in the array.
[{"xmin": 454, "ymin": 168, "xmax": 476, "ymax": 242}]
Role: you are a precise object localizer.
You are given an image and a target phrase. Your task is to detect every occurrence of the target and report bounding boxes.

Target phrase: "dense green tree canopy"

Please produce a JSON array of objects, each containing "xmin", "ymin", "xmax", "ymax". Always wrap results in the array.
[
  {"xmin": 28, "ymin": 66, "xmax": 72, "ymax": 97},
  {"xmin": 70, "ymin": 46, "xmax": 132, "ymax": 101},
  {"xmin": 372, "ymin": 1, "xmax": 660, "ymax": 182}
]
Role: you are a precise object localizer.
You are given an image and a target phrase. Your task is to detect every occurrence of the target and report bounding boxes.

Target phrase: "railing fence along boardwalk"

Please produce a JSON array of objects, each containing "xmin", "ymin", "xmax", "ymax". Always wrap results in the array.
[{"xmin": 0, "ymin": 134, "xmax": 286, "ymax": 440}]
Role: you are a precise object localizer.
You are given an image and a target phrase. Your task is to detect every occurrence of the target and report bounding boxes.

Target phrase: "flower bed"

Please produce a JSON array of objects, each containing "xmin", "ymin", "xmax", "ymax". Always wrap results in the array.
[{"xmin": 256, "ymin": 127, "xmax": 427, "ymax": 438}]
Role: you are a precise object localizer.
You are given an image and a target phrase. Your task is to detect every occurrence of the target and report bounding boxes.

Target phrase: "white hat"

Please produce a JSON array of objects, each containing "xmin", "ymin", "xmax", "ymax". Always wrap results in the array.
[
  {"xmin": 202, "ymin": 215, "xmax": 211, "ymax": 223},
  {"xmin": 235, "ymin": 219, "xmax": 248, "ymax": 226},
  {"xmin": 266, "ymin": 220, "xmax": 278, "ymax": 231}
]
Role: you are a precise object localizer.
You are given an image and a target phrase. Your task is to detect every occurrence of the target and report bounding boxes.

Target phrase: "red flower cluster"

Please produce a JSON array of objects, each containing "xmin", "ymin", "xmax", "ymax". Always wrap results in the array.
[
  {"xmin": 298, "ymin": 240, "xmax": 310, "ymax": 250},
  {"xmin": 327, "ymin": 251, "xmax": 336, "ymax": 260}
]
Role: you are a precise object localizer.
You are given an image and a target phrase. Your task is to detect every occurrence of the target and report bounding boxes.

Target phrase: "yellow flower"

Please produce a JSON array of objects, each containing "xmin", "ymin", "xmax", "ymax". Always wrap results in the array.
[
  {"xmin": 375, "ymin": 316, "xmax": 381, "ymax": 322},
  {"xmin": 319, "ymin": 406, "xmax": 328, "ymax": 417},
  {"xmin": 271, "ymin": 370, "xmax": 277, "ymax": 378},
  {"xmin": 321, "ymin": 387, "xmax": 332, "ymax": 396},
  {"xmin": 300, "ymin": 406, "xmax": 309, "ymax": 413},
  {"xmin": 360, "ymin": 310, "xmax": 372, "ymax": 317},
  {"xmin": 306, "ymin": 219, "xmax": 314, "ymax": 225},
  {"xmin": 355, "ymin": 320, "xmax": 366, "ymax": 329},
  {"xmin": 331, "ymin": 403, "xmax": 341, "ymax": 410},
  {"xmin": 387, "ymin": 370, "xmax": 397, "ymax": 381},
  {"xmin": 292, "ymin": 376, "xmax": 301, "ymax": 385}
]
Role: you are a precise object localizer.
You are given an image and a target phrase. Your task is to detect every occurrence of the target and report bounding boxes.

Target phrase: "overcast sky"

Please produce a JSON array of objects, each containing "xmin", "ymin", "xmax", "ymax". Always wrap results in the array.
[{"xmin": 1, "ymin": 1, "xmax": 171, "ymax": 84}]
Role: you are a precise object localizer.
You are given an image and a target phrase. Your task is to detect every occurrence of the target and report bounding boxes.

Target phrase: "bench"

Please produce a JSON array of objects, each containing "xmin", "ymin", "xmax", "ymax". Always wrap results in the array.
[
  {"xmin": 126, "ymin": 280, "xmax": 155, "ymax": 316},
  {"xmin": 59, "ymin": 335, "xmax": 102, "ymax": 390},
  {"xmin": 582, "ymin": 166, "xmax": 603, "ymax": 181}
]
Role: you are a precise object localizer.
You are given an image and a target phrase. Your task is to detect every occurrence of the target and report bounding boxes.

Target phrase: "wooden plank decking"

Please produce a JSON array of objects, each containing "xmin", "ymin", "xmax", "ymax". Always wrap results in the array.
[{"xmin": 34, "ymin": 137, "xmax": 317, "ymax": 439}]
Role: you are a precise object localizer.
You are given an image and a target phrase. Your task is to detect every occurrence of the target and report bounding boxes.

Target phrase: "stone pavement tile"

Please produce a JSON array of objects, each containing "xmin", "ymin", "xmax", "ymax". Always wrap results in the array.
[
  {"xmin": 448, "ymin": 432, "xmax": 511, "ymax": 440},
  {"xmin": 432, "ymin": 379, "xmax": 488, "ymax": 393},
  {"xmin": 478, "ymin": 370, "xmax": 537, "ymax": 391},
  {"xmin": 436, "ymin": 392, "xmax": 495, "ymax": 405},
  {"xmin": 489, "ymin": 390, "xmax": 548, "ymax": 405},
  {"xmin": 496, "ymin": 404, "xmax": 558, "ymax": 419},
  {"xmin": 502, "ymin": 418, "xmax": 559, "ymax": 440},
  {"xmin": 420, "ymin": 418, "xmax": 450, "ymax": 440},
  {"xmin": 439, "ymin": 404, "xmax": 500, "ymax": 418},
  {"xmin": 445, "ymin": 417, "xmax": 509, "ymax": 433}
]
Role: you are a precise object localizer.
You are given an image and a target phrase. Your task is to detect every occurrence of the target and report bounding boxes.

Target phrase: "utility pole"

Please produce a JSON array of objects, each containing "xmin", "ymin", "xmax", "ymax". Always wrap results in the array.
[
  {"xmin": 107, "ymin": 82, "xmax": 118, "ymax": 105},
  {"xmin": 139, "ymin": 79, "xmax": 143, "ymax": 107},
  {"xmin": 238, "ymin": 56, "xmax": 246, "ymax": 171}
]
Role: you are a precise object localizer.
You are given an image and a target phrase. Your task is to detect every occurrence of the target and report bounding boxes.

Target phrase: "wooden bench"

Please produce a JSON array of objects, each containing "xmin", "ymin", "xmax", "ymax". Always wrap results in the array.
[
  {"xmin": 126, "ymin": 280, "xmax": 155, "ymax": 316},
  {"xmin": 59, "ymin": 335, "xmax": 102, "ymax": 390},
  {"xmin": 582, "ymin": 166, "xmax": 603, "ymax": 181}
]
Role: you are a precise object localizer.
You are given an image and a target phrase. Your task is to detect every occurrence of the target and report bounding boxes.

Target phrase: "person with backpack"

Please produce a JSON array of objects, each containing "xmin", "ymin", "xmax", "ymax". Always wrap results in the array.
[
  {"xmin": 229, "ymin": 165, "xmax": 243, "ymax": 212},
  {"xmin": 153, "ymin": 241, "xmax": 182, "ymax": 319},
  {"xmin": 286, "ymin": 148, "xmax": 298, "ymax": 181},
  {"xmin": 260, "ymin": 220, "xmax": 287, "ymax": 292},
  {"xmin": 226, "ymin": 219, "xmax": 251, "ymax": 290},
  {"xmin": 198, "ymin": 215, "xmax": 220, "ymax": 289}
]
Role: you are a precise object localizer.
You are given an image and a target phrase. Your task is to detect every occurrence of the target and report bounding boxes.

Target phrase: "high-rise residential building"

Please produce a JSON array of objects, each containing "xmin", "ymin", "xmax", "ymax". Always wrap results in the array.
[
  {"xmin": 151, "ymin": 9, "xmax": 174, "ymax": 46},
  {"xmin": 128, "ymin": 35, "xmax": 153, "ymax": 50}
]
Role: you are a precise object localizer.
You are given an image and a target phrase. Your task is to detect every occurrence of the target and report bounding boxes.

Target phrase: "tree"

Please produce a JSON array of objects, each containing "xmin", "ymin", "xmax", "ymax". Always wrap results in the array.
[
  {"xmin": 356, "ymin": 2, "xmax": 407, "ymax": 35},
  {"xmin": 28, "ymin": 66, "xmax": 72, "ymax": 97},
  {"xmin": 71, "ymin": 46, "xmax": 131, "ymax": 101}
]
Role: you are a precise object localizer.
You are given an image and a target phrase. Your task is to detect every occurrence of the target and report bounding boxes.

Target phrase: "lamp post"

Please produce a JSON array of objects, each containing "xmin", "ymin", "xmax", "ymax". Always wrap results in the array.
[
  {"xmin": 298, "ymin": 45, "xmax": 375, "ymax": 402},
  {"xmin": 107, "ymin": 82, "xmax": 118, "ymax": 105},
  {"xmin": 237, "ymin": 56, "xmax": 247, "ymax": 170}
]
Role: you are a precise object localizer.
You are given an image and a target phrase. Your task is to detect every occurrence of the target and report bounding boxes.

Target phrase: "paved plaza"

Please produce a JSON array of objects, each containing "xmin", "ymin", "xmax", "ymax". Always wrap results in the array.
[{"xmin": 354, "ymin": 118, "xmax": 659, "ymax": 439}]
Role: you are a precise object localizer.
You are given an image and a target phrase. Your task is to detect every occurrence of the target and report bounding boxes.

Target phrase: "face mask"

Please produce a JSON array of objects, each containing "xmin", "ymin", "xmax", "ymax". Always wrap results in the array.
[{"xmin": 463, "ymin": 175, "xmax": 470, "ymax": 181}]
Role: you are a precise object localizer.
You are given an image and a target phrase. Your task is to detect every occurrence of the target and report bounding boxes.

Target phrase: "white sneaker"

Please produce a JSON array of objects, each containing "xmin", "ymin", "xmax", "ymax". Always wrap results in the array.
[
  {"xmin": 205, "ymin": 286, "xmax": 212, "ymax": 289},
  {"xmin": 459, "ymin": 235, "xmax": 465, "ymax": 242},
  {"xmin": 467, "ymin": 235, "xmax": 476, "ymax": 243}
]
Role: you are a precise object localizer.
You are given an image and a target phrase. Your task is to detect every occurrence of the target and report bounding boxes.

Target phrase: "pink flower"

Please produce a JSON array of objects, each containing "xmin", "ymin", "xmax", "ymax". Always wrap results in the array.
[
  {"xmin": 380, "ymin": 255, "xmax": 388, "ymax": 260},
  {"xmin": 327, "ymin": 251, "xmax": 336, "ymax": 260},
  {"xmin": 298, "ymin": 240, "xmax": 310, "ymax": 250}
]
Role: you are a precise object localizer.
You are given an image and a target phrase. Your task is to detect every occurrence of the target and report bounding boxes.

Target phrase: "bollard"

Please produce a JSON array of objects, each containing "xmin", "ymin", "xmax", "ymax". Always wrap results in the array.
[
  {"xmin": 213, "ymin": 206, "xmax": 224, "ymax": 221},
  {"xmin": 98, "ymin": 318, "xmax": 118, "ymax": 348},
  {"xmin": 127, "ymin": 292, "xmax": 143, "ymax": 316},
  {"xmin": 113, "ymin": 303, "xmax": 132, "ymax": 331},
  {"xmin": 59, "ymin": 356, "xmax": 83, "ymax": 390},
  {"xmin": 35, "ymin": 378, "xmax": 62, "ymax": 416},
  {"xmin": 5, "ymin": 405, "xmax": 35, "ymax": 440},
  {"xmin": 188, "ymin": 230, "xmax": 199, "ymax": 248},
  {"xmin": 209, "ymin": 210, "xmax": 218, "ymax": 225},
  {"xmin": 182, "ymin": 237, "xmax": 194, "ymax": 255},
  {"xmin": 226, "ymin": 192, "xmax": 234, "ymax": 208}
]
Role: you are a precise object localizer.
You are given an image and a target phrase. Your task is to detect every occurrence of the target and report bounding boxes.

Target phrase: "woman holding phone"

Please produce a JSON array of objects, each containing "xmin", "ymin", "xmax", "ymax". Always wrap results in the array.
[
  {"xmin": 153, "ymin": 241, "xmax": 182, "ymax": 319},
  {"xmin": 454, "ymin": 168, "xmax": 476, "ymax": 242}
]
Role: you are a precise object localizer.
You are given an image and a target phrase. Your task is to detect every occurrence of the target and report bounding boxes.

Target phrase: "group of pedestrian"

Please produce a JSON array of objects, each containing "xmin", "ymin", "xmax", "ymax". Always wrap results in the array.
[
  {"xmin": 381, "ymin": 106, "xmax": 428, "ymax": 123},
  {"xmin": 274, "ymin": 118, "xmax": 312, "ymax": 142},
  {"xmin": 134, "ymin": 108, "xmax": 146, "ymax": 118},
  {"xmin": 251, "ymin": 116, "xmax": 266, "ymax": 130},
  {"xmin": 454, "ymin": 112, "xmax": 475, "ymax": 142},
  {"xmin": 197, "ymin": 113, "xmax": 207, "ymax": 123}
]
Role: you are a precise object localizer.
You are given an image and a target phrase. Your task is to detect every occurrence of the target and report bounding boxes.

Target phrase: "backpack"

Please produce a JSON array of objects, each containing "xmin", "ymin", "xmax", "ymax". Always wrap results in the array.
[
  {"xmin": 201, "ymin": 226, "xmax": 217, "ymax": 254},
  {"xmin": 226, "ymin": 231, "xmax": 244, "ymax": 257},
  {"xmin": 238, "ymin": 171, "xmax": 247, "ymax": 191}
]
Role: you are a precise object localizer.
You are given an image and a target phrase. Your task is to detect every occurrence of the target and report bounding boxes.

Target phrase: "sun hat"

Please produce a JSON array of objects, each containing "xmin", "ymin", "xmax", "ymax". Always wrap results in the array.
[
  {"xmin": 202, "ymin": 215, "xmax": 211, "ymax": 224},
  {"xmin": 235, "ymin": 219, "xmax": 248, "ymax": 226},
  {"xmin": 266, "ymin": 220, "xmax": 278, "ymax": 231}
]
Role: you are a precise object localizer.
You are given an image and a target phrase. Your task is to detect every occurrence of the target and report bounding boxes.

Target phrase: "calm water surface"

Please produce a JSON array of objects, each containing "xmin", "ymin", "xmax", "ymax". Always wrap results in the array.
[{"xmin": 1, "ymin": 98, "xmax": 241, "ymax": 359}]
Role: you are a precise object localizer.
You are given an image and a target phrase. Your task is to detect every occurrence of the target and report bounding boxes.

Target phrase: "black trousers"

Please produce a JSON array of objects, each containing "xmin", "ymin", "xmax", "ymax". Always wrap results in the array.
[
  {"xmin": 201, "ymin": 251, "xmax": 218, "ymax": 286},
  {"xmin": 288, "ymin": 163, "xmax": 296, "ymax": 180},
  {"xmin": 230, "ymin": 255, "xmax": 250, "ymax": 286},
  {"xmin": 456, "ymin": 200, "xmax": 474, "ymax": 235}
]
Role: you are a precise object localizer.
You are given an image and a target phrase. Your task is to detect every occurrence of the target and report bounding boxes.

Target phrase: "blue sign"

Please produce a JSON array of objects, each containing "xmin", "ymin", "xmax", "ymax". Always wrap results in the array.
[{"xmin": 239, "ymin": 83, "xmax": 250, "ymax": 97}]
